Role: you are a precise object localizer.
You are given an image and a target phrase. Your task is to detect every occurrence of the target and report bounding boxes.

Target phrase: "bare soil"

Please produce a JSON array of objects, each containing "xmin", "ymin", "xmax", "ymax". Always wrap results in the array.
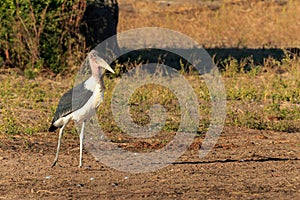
[{"xmin": 0, "ymin": 127, "xmax": 299, "ymax": 199}]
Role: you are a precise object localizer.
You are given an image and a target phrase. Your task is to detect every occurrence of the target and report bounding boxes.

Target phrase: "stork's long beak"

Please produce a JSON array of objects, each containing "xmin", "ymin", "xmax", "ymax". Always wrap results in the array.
[{"xmin": 95, "ymin": 57, "xmax": 115, "ymax": 74}]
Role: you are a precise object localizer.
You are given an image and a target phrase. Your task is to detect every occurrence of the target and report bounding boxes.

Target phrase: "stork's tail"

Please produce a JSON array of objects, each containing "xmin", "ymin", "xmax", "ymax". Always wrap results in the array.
[{"xmin": 49, "ymin": 124, "xmax": 58, "ymax": 132}]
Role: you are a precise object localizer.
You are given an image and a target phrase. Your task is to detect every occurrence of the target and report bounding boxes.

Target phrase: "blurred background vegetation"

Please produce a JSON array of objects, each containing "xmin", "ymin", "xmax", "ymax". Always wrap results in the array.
[{"xmin": 0, "ymin": 0, "xmax": 86, "ymax": 76}]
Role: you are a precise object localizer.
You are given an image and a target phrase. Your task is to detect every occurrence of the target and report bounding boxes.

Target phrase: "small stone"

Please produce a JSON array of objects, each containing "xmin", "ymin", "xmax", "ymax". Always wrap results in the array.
[{"xmin": 112, "ymin": 182, "xmax": 118, "ymax": 187}]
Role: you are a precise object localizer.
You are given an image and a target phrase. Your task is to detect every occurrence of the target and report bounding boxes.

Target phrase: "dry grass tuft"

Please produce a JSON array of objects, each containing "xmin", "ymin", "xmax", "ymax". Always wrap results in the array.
[{"xmin": 119, "ymin": 0, "xmax": 300, "ymax": 48}]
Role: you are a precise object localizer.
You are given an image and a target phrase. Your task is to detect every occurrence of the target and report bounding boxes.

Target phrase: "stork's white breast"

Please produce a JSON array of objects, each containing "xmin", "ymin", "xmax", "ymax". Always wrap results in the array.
[{"xmin": 72, "ymin": 77, "xmax": 104, "ymax": 123}]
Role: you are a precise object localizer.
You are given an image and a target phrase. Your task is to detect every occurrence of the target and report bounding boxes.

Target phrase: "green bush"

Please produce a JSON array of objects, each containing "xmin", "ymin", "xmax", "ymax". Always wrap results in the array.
[{"xmin": 0, "ymin": 0, "xmax": 86, "ymax": 74}]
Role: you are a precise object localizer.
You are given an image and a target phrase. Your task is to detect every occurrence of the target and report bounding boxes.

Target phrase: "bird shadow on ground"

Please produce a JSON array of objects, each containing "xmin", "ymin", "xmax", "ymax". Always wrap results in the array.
[{"xmin": 171, "ymin": 157, "xmax": 300, "ymax": 165}]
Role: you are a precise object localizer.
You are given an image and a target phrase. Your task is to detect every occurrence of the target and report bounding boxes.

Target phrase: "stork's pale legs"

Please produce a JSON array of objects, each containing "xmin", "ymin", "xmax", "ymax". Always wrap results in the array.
[
  {"xmin": 51, "ymin": 121, "xmax": 85, "ymax": 168},
  {"xmin": 79, "ymin": 121, "xmax": 85, "ymax": 167},
  {"xmin": 51, "ymin": 123, "xmax": 67, "ymax": 167}
]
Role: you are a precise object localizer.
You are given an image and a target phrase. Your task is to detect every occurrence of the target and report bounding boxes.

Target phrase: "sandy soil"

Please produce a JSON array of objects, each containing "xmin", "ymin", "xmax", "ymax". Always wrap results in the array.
[{"xmin": 0, "ymin": 127, "xmax": 299, "ymax": 199}]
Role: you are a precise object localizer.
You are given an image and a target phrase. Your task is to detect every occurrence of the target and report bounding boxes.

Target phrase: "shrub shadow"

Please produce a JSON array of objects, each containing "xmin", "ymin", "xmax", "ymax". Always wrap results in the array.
[{"xmin": 115, "ymin": 47, "xmax": 299, "ymax": 73}]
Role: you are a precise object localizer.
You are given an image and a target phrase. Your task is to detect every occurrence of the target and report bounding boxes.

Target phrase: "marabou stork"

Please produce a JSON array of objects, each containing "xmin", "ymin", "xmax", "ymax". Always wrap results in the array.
[{"xmin": 49, "ymin": 50, "xmax": 115, "ymax": 167}]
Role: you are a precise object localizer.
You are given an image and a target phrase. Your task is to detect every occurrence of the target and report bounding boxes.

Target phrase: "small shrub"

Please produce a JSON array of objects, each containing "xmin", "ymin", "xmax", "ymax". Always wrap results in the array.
[{"xmin": 0, "ymin": 0, "xmax": 86, "ymax": 73}]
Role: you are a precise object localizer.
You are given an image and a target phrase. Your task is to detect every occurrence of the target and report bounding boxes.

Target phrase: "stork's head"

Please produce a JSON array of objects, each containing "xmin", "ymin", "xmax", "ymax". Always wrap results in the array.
[{"xmin": 88, "ymin": 50, "xmax": 115, "ymax": 80}]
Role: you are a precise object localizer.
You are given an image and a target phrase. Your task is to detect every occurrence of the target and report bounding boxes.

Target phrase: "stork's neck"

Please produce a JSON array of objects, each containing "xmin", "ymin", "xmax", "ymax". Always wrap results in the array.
[
  {"xmin": 93, "ymin": 74, "xmax": 106, "ymax": 90},
  {"xmin": 98, "ymin": 75, "xmax": 106, "ymax": 91}
]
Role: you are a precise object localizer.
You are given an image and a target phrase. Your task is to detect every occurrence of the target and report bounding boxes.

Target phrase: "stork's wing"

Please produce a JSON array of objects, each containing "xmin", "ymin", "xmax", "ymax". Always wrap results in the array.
[{"xmin": 50, "ymin": 80, "xmax": 93, "ymax": 128}]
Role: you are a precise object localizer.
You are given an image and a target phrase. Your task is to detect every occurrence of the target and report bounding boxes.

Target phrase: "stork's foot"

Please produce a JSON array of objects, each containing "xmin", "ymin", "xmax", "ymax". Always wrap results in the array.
[{"xmin": 51, "ymin": 160, "xmax": 57, "ymax": 168}]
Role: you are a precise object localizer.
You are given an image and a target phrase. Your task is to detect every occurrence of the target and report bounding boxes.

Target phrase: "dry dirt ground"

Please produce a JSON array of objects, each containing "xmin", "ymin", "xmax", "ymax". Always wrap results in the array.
[{"xmin": 0, "ymin": 127, "xmax": 299, "ymax": 199}]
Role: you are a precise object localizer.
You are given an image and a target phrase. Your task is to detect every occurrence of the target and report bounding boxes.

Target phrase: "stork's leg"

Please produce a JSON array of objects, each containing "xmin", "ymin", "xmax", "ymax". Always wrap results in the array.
[
  {"xmin": 79, "ymin": 121, "xmax": 85, "ymax": 167},
  {"xmin": 51, "ymin": 123, "xmax": 67, "ymax": 167}
]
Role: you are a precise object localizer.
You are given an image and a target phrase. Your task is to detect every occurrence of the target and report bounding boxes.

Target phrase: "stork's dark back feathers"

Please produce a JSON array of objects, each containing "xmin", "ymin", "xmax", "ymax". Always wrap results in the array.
[{"xmin": 49, "ymin": 80, "xmax": 93, "ymax": 132}]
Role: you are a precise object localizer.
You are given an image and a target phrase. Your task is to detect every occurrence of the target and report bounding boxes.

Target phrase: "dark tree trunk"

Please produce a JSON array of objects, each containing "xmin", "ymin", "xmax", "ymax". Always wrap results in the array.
[{"xmin": 81, "ymin": 0, "xmax": 119, "ymax": 58}]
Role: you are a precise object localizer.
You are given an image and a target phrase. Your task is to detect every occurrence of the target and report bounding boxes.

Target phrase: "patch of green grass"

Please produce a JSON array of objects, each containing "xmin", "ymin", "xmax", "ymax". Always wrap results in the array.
[
  {"xmin": 224, "ymin": 55, "xmax": 300, "ymax": 132},
  {"xmin": 0, "ymin": 53, "xmax": 299, "ymax": 140},
  {"xmin": 0, "ymin": 71, "xmax": 69, "ymax": 136}
]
